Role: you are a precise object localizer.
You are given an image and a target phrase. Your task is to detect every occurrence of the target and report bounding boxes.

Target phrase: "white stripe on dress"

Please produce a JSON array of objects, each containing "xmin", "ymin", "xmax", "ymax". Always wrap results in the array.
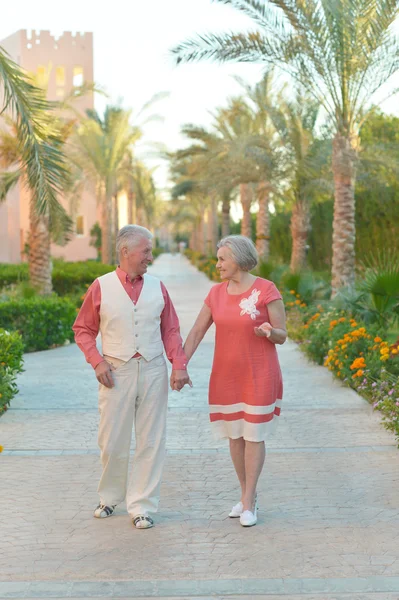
[
  {"xmin": 211, "ymin": 417, "xmax": 279, "ymax": 442},
  {"xmin": 209, "ymin": 399, "xmax": 282, "ymax": 415}
]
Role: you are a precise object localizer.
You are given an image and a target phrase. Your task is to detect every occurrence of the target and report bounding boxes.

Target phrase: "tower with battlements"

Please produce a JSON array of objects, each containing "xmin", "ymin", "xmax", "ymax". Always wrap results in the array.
[{"xmin": 0, "ymin": 29, "xmax": 98, "ymax": 263}]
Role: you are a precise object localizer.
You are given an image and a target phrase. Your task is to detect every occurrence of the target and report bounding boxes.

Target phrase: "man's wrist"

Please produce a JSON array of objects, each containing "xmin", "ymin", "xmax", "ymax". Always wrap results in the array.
[
  {"xmin": 91, "ymin": 357, "xmax": 105, "ymax": 370},
  {"xmin": 172, "ymin": 362, "xmax": 187, "ymax": 371}
]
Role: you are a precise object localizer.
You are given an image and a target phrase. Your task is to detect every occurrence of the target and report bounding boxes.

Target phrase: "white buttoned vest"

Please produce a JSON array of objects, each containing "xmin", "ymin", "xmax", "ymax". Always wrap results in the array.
[{"xmin": 98, "ymin": 271, "xmax": 165, "ymax": 362}]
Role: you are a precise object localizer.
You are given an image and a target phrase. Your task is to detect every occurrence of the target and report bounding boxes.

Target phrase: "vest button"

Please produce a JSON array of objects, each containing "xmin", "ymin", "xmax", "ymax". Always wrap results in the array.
[
  {"xmin": 135, "ymin": 334, "xmax": 138, "ymax": 337},
  {"xmin": 135, "ymin": 321, "xmax": 138, "ymax": 325}
]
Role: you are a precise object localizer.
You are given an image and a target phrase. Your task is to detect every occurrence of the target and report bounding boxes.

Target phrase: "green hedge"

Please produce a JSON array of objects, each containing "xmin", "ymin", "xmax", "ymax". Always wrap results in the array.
[
  {"xmin": 51, "ymin": 262, "xmax": 115, "ymax": 295},
  {"xmin": 0, "ymin": 263, "xmax": 29, "ymax": 288},
  {"xmin": 0, "ymin": 261, "xmax": 115, "ymax": 294},
  {"xmin": 0, "ymin": 328, "xmax": 24, "ymax": 414},
  {"xmin": 0, "ymin": 255, "xmax": 164, "ymax": 295},
  {"xmin": 0, "ymin": 297, "xmax": 76, "ymax": 352}
]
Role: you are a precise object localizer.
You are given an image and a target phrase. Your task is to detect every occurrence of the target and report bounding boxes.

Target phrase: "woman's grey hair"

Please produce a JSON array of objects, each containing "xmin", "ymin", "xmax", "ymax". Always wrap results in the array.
[
  {"xmin": 217, "ymin": 235, "xmax": 258, "ymax": 271},
  {"xmin": 116, "ymin": 225, "xmax": 152, "ymax": 257}
]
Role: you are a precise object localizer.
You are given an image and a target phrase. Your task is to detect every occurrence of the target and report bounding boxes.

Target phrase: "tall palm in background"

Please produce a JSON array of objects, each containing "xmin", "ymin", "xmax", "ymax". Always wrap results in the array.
[
  {"xmin": 212, "ymin": 98, "xmax": 259, "ymax": 239},
  {"xmin": 0, "ymin": 49, "xmax": 70, "ymax": 294},
  {"xmin": 171, "ymin": 0, "xmax": 399, "ymax": 294},
  {"xmin": 236, "ymin": 71, "xmax": 283, "ymax": 260},
  {"xmin": 268, "ymin": 92, "xmax": 331, "ymax": 271},
  {"xmin": 176, "ymin": 123, "xmax": 234, "ymax": 253},
  {"xmin": 70, "ymin": 106, "xmax": 141, "ymax": 263}
]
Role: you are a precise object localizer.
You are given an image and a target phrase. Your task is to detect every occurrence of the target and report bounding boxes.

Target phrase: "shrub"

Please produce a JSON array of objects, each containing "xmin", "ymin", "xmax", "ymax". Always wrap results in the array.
[
  {"xmin": 0, "ymin": 261, "xmax": 115, "ymax": 295},
  {"xmin": 0, "ymin": 263, "xmax": 29, "ymax": 288},
  {"xmin": 0, "ymin": 297, "xmax": 76, "ymax": 352},
  {"xmin": 184, "ymin": 250, "xmax": 220, "ymax": 281},
  {"xmin": 0, "ymin": 328, "xmax": 24, "ymax": 414},
  {"xmin": 371, "ymin": 371, "xmax": 399, "ymax": 447},
  {"xmin": 51, "ymin": 262, "xmax": 115, "ymax": 295},
  {"xmin": 152, "ymin": 247, "xmax": 164, "ymax": 259}
]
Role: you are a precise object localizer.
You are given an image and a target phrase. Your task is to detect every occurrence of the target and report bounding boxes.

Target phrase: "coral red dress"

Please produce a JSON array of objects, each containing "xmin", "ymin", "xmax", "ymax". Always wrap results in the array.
[{"xmin": 204, "ymin": 277, "xmax": 283, "ymax": 442}]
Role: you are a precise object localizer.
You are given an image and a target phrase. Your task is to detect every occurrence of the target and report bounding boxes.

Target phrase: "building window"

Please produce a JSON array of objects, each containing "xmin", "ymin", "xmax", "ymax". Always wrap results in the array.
[
  {"xmin": 56, "ymin": 66, "xmax": 65, "ymax": 86},
  {"xmin": 76, "ymin": 215, "xmax": 84, "ymax": 235},
  {"xmin": 73, "ymin": 66, "xmax": 84, "ymax": 87},
  {"xmin": 56, "ymin": 88, "xmax": 65, "ymax": 98},
  {"xmin": 36, "ymin": 65, "xmax": 46, "ymax": 87}
]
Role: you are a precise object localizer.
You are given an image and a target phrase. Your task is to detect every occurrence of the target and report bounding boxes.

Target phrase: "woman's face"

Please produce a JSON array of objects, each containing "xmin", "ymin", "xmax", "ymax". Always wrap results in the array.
[{"xmin": 216, "ymin": 246, "xmax": 240, "ymax": 280}]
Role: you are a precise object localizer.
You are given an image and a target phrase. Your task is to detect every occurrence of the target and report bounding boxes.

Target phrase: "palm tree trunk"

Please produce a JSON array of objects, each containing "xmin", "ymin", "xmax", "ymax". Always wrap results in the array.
[
  {"xmin": 199, "ymin": 215, "xmax": 206, "ymax": 255},
  {"xmin": 221, "ymin": 194, "xmax": 230, "ymax": 238},
  {"xmin": 209, "ymin": 194, "xmax": 219, "ymax": 255},
  {"xmin": 331, "ymin": 132, "xmax": 358, "ymax": 295},
  {"xmin": 112, "ymin": 192, "xmax": 119, "ymax": 263},
  {"xmin": 128, "ymin": 189, "xmax": 136, "ymax": 224},
  {"xmin": 101, "ymin": 189, "xmax": 113, "ymax": 265},
  {"xmin": 137, "ymin": 206, "xmax": 147, "ymax": 228},
  {"xmin": 256, "ymin": 181, "xmax": 270, "ymax": 261},
  {"xmin": 290, "ymin": 199, "xmax": 311, "ymax": 272},
  {"xmin": 240, "ymin": 183, "xmax": 252, "ymax": 238},
  {"xmin": 29, "ymin": 202, "xmax": 52, "ymax": 295}
]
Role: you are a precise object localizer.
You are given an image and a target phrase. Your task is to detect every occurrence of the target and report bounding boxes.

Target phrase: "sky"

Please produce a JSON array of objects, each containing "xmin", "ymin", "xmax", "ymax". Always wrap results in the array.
[{"xmin": 1, "ymin": 0, "xmax": 399, "ymax": 195}]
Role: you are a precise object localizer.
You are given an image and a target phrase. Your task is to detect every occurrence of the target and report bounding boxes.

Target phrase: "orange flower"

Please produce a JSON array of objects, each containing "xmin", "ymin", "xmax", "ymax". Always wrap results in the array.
[
  {"xmin": 374, "ymin": 336, "xmax": 382, "ymax": 343},
  {"xmin": 350, "ymin": 357, "xmax": 366, "ymax": 370}
]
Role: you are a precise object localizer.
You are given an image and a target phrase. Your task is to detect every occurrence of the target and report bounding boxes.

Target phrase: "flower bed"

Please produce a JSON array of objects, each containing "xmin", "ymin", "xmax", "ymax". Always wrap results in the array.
[
  {"xmin": 0, "ymin": 328, "xmax": 24, "ymax": 414},
  {"xmin": 284, "ymin": 293, "xmax": 399, "ymax": 447}
]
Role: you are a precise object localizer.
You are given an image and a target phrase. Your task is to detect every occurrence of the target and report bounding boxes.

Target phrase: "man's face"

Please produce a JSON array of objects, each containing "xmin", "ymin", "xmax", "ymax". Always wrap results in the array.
[{"xmin": 122, "ymin": 237, "xmax": 153, "ymax": 276}]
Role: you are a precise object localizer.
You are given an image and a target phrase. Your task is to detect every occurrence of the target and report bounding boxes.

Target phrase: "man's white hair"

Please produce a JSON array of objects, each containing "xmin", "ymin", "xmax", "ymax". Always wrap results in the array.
[{"xmin": 116, "ymin": 225, "xmax": 152, "ymax": 257}]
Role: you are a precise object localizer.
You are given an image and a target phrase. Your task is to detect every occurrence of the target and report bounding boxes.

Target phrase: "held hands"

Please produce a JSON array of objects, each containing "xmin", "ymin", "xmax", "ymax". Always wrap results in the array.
[
  {"xmin": 254, "ymin": 321, "xmax": 273, "ymax": 338},
  {"xmin": 170, "ymin": 369, "xmax": 193, "ymax": 392},
  {"xmin": 95, "ymin": 360, "xmax": 116, "ymax": 388}
]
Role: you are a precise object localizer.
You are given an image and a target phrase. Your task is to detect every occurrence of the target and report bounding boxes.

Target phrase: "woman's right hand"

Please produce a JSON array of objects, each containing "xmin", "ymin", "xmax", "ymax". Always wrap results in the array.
[{"xmin": 254, "ymin": 322, "xmax": 273, "ymax": 338}]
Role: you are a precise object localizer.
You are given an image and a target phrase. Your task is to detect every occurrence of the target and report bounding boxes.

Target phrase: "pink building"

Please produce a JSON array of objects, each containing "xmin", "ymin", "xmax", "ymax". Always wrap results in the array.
[{"xmin": 0, "ymin": 29, "xmax": 98, "ymax": 263}]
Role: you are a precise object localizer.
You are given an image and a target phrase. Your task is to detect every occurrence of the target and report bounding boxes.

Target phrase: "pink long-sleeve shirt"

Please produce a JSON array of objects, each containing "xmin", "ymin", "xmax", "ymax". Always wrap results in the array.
[{"xmin": 72, "ymin": 267, "xmax": 187, "ymax": 371}]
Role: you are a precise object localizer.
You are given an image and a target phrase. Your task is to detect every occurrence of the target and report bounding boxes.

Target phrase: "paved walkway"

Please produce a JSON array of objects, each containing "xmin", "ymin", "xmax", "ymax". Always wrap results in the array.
[{"xmin": 0, "ymin": 254, "xmax": 398, "ymax": 600}]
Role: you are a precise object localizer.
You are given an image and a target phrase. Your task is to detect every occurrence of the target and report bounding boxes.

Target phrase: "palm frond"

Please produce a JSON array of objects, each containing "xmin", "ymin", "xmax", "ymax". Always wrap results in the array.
[{"xmin": 0, "ymin": 48, "xmax": 70, "ymax": 219}]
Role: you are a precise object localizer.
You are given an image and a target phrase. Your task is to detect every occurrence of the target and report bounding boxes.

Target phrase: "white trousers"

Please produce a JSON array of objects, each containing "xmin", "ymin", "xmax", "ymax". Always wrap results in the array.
[{"xmin": 97, "ymin": 354, "xmax": 168, "ymax": 517}]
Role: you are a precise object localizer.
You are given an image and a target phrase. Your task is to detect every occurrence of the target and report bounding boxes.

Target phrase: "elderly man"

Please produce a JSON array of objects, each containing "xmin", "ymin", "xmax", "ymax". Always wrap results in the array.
[{"xmin": 73, "ymin": 225, "xmax": 190, "ymax": 529}]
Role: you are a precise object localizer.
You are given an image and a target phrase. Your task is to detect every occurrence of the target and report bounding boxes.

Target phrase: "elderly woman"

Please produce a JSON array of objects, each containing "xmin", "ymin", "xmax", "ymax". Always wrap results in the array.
[{"xmin": 184, "ymin": 235, "xmax": 287, "ymax": 527}]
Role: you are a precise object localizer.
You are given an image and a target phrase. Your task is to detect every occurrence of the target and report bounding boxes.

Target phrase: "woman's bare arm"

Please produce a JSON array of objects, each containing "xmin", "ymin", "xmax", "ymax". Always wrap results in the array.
[
  {"xmin": 184, "ymin": 303, "xmax": 213, "ymax": 362},
  {"xmin": 254, "ymin": 299, "xmax": 287, "ymax": 344}
]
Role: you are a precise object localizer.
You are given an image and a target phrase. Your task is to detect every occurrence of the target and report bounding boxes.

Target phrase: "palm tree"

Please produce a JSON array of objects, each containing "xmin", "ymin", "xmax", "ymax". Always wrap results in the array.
[
  {"xmin": 173, "ymin": 125, "xmax": 227, "ymax": 253},
  {"xmin": 268, "ymin": 91, "xmax": 331, "ymax": 271},
  {"xmin": 171, "ymin": 0, "xmax": 399, "ymax": 294},
  {"xmin": 235, "ymin": 71, "xmax": 284, "ymax": 260},
  {"xmin": 211, "ymin": 98, "xmax": 258, "ymax": 239},
  {"xmin": 0, "ymin": 49, "xmax": 70, "ymax": 294},
  {"xmin": 70, "ymin": 106, "xmax": 141, "ymax": 263}
]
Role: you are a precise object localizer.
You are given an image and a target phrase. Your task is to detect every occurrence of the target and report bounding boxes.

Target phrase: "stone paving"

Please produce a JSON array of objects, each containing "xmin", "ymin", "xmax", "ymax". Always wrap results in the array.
[{"xmin": 0, "ymin": 253, "xmax": 398, "ymax": 599}]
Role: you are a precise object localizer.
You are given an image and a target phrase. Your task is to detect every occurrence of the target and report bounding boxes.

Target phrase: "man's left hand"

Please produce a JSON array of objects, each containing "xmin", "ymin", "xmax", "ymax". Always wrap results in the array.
[{"xmin": 170, "ymin": 369, "xmax": 192, "ymax": 392}]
